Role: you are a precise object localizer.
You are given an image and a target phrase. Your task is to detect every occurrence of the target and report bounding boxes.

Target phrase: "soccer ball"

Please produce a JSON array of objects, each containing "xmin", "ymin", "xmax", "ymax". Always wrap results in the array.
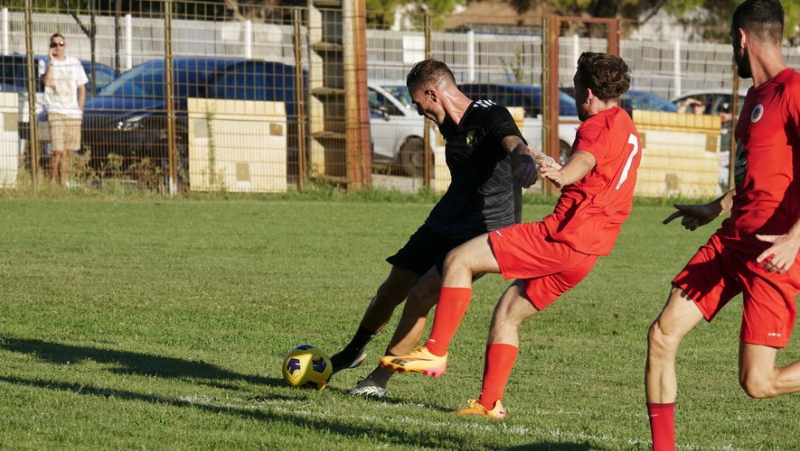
[{"xmin": 282, "ymin": 344, "xmax": 333, "ymax": 390}]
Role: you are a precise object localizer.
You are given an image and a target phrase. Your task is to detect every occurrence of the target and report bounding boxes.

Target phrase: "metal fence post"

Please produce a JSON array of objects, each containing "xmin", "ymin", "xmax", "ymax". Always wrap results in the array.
[
  {"xmin": 164, "ymin": 0, "xmax": 177, "ymax": 195},
  {"xmin": 23, "ymin": 0, "xmax": 38, "ymax": 190}
]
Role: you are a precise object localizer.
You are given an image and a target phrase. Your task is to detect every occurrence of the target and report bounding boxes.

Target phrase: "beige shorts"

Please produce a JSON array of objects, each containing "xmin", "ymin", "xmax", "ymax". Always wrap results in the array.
[{"xmin": 48, "ymin": 112, "xmax": 82, "ymax": 152}]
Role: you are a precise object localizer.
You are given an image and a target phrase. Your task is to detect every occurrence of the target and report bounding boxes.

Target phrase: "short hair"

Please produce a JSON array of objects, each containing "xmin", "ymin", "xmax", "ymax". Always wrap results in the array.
[
  {"xmin": 575, "ymin": 52, "xmax": 630, "ymax": 101},
  {"xmin": 732, "ymin": 0, "xmax": 784, "ymax": 44},
  {"xmin": 50, "ymin": 33, "xmax": 64, "ymax": 42},
  {"xmin": 406, "ymin": 59, "xmax": 456, "ymax": 94}
]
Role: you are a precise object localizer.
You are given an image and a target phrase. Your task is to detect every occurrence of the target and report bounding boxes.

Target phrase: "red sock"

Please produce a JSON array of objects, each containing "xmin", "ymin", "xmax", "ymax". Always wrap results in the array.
[
  {"xmin": 478, "ymin": 343, "xmax": 519, "ymax": 409},
  {"xmin": 647, "ymin": 402, "xmax": 675, "ymax": 451},
  {"xmin": 424, "ymin": 287, "xmax": 472, "ymax": 356}
]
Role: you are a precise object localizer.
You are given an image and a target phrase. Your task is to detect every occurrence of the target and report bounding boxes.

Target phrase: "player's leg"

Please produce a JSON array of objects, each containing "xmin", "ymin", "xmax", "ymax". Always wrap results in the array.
[
  {"xmin": 738, "ymin": 343, "xmax": 800, "ymax": 398},
  {"xmin": 645, "ymin": 287, "xmax": 705, "ymax": 451},
  {"xmin": 330, "ymin": 265, "xmax": 419, "ymax": 373},
  {"xmin": 381, "ymin": 234, "xmax": 499, "ymax": 375},
  {"xmin": 457, "ymin": 280, "xmax": 534, "ymax": 419},
  {"xmin": 349, "ymin": 267, "xmax": 440, "ymax": 397}
]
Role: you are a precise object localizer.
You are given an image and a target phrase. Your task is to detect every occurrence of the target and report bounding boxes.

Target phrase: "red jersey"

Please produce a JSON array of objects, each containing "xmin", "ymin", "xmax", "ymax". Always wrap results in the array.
[
  {"xmin": 720, "ymin": 68, "xmax": 800, "ymax": 256},
  {"xmin": 543, "ymin": 107, "xmax": 642, "ymax": 255}
]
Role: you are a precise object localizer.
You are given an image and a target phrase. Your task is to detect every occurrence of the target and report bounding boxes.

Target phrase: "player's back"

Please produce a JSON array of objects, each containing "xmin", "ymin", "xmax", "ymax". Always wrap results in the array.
[{"xmin": 544, "ymin": 106, "xmax": 642, "ymax": 255}]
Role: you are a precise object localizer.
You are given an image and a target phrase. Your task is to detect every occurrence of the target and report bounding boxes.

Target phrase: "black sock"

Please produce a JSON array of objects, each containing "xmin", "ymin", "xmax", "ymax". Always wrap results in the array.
[{"xmin": 333, "ymin": 325, "xmax": 376, "ymax": 364}]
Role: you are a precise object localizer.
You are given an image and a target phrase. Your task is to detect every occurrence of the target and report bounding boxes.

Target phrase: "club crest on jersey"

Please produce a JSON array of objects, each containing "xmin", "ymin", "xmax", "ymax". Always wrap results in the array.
[
  {"xmin": 466, "ymin": 130, "xmax": 476, "ymax": 147},
  {"xmin": 750, "ymin": 104, "xmax": 764, "ymax": 123}
]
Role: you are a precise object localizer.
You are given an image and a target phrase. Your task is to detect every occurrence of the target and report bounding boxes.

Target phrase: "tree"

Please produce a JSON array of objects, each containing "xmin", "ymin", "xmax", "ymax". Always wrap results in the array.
[{"xmin": 506, "ymin": 0, "xmax": 799, "ymax": 43}]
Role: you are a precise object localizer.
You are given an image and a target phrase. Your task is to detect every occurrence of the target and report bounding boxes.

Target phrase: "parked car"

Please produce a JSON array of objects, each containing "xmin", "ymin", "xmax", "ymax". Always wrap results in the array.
[
  {"xmin": 0, "ymin": 54, "xmax": 117, "ymax": 96},
  {"xmin": 2, "ymin": 54, "xmax": 118, "ymax": 142},
  {"xmin": 81, "ymin": 57, "xmax": 303, "ymax": 179},
  {"xmin": 561, "ymin": 87, "xmax": 676, "ymax": 114},
  {"xmin": 368, "ymin": 81, "xmax": 425, "ymax": 176},
  {"xmin": 459, "ymin": 83, "xmax": 579, "ymax": 163},
  {"xmin": 671, "ymin": 88, "xmax": 748, "ymax": 116}
]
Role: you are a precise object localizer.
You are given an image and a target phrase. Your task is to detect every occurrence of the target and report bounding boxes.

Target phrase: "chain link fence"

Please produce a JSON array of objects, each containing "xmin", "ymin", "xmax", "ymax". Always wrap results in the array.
[{"xmin": 0, "ymin": 2, "xmax": 797, "ymax": 196}]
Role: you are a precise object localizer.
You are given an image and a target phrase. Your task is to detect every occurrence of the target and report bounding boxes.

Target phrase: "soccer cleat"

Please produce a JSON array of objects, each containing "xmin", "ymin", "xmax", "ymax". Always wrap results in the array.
[
  {"xmin": 347, "ymin": 379, "xmax": 388, "ymax": 398},
  {"xmin": 330, "ymin": 349, "xmax": 368, "ymax": 375},
  {"xmin": 455, "ymin": 399, "xmax": 507, "ymax": 419},
  {"xmin": 379, "ymin": 346, "xmax": 447, "ymax": 377}
]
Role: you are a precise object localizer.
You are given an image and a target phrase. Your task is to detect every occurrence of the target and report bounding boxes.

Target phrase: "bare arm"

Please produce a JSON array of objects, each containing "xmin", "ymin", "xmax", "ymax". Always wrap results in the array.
[
  {"xmin": 539, "ymin": 150, "xmax": 596, "ymax": 188},
  {"xmin": 78, "ymin": 84, "xmax": 86, "ymax": 111}
]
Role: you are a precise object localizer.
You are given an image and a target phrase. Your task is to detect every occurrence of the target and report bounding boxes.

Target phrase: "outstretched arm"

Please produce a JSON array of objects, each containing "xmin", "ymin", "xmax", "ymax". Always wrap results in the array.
[
  {"xmin": 501, "ymin": 135, "xmax": 539, "ymax": 189},
  {"xmin": 539, "ymin": 150, "xmax": 596, "ymax": 188},
  {"xmin": 663, "ymin": 189, "xmax": 735, "ymax": 231}
]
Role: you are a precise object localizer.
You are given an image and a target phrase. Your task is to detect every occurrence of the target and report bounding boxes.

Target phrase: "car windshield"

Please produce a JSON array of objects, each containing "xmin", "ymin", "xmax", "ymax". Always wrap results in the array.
[
  {"xmin": 381, "ymin": 85, "xmax": 414, "ymax": 110},
  {"xmin": 97, "ymin": 59, "xmax": 229, "ymax": 99},
  {"xmin": 623, "ymin": 91, "xmax": 677, "ymax": 112},
  {"xmin": 98, "ymin": 62, "xmax": 166, "ymax": 98}
]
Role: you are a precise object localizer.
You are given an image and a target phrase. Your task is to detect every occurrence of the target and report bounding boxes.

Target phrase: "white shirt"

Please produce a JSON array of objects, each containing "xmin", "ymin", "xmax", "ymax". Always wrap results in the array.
[{"xmin": 39, "ymin": 56, "xmax": 88, "ymax": 118}]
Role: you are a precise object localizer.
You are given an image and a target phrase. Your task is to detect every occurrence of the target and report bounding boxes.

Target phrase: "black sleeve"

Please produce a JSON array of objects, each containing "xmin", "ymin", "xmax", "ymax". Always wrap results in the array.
[{"xmin": 485, "ymin": 105, "xmax": 526, "ymax": 146}]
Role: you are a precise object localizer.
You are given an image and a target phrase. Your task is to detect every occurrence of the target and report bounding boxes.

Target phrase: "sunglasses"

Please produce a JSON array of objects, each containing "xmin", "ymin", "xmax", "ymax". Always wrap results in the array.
[{"xmin": 49, "ymin": 42, "xmax": 65, "ymax": 48}]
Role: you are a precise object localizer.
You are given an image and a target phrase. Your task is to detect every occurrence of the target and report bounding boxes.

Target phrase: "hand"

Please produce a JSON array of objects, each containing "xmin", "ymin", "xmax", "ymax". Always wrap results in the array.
[
  {"xmin": 756, "ymin": 234, "xmax": 800, "ymax": 274},
  {"xmin": 662, "ymin": 203, "xmax": 719, "ymax": 231},
  {"xmin": 514, "ymin": 155, "xmax": 538, "ymax": 188},
  {"xmin": 540, "ymin": 164, "xmax": 565, "ymax": 188}
]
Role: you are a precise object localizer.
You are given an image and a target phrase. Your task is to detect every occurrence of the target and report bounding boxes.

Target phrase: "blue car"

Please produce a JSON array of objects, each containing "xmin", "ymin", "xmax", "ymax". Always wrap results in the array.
[
  {"xmin": 0, "ymin": 54, "xmax": 117, "ymax": 96},
  {"xmin": 81, "ymin": 57, "xmax": 303, "ymax": 176},
  {"xmin": 460, "ymin": 83, "xmax": 580, "ymax": 117}
]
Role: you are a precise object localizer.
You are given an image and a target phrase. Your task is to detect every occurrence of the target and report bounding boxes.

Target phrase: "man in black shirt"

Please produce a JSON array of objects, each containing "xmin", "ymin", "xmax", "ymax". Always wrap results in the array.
[{"xmin": 332, "ymin": 59, "xmax": 544, "ymax": 397}]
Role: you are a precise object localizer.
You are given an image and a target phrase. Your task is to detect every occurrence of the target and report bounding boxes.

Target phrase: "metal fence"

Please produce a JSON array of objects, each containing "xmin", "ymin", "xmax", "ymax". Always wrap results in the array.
[{"xmin": 0, "ymin": 1, "xmax": 798, "ymax": 196}]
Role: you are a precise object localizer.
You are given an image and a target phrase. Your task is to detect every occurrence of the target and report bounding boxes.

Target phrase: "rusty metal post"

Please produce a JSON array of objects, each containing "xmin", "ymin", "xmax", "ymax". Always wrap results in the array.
[
  {"xmin": 293, "ymin": 9, "xmax": 307, "ymax": 190},
  {"xmin": 164, "ymin": 0, "xmax": 177, "ymax": 195},
  {"xmin": 543, "ymin": 15, "xmax": 561, "ymax": 197},
  {"xmin": 23, "ymin": 0, "xmax": 38, "ymax": 189},
  {"xmin": 423, "ymin": 13, "xmax": 432, "ymax": 189},
  {"xmin": 344, "ymin": 0, "xmax": 371, "ymax": 191}
]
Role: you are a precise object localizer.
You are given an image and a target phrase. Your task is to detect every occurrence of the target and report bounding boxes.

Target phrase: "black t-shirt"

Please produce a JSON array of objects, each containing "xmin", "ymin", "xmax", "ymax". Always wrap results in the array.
[{"xmin": 425, "ymin": 100, "xmax": 524, "ymax": 238}]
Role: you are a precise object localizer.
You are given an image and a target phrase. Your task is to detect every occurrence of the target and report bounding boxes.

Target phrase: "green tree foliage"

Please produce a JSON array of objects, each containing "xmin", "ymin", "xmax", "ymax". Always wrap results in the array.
[{"xmin": 508, "ymin": 0, "xmax": 799, "ymax": 43}]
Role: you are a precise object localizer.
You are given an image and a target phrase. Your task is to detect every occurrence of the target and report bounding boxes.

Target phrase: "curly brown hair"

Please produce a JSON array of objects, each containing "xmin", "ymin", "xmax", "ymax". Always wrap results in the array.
[{"xmin": 576, "ymin": 52, "xmax": 630, "ymax": 101}]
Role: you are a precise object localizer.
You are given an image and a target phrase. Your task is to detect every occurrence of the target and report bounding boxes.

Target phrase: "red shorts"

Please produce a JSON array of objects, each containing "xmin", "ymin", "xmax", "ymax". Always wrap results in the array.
[
  {"xmin": 489, "ymin": 222, "xmax": 598, "ymax": 311},
  {"xmin": 673, "ymin": 234, "xmax": 800, "ymax": 348}
]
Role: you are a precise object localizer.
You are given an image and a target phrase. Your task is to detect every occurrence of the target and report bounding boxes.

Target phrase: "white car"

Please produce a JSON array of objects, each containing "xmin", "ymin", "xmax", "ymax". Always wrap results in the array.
[
  {"xmin": 368, "ymin": 81, "xmax": 426, "ymax": 176},
  {"xmin": 367, "ymin": 81, "xmax": 582, "ymax": 177}
]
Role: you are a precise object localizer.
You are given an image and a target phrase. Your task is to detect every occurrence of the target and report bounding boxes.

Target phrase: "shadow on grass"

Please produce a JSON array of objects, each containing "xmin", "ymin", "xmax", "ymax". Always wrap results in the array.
[
  {"xmin": 506, "ymin": 443, "xmax": 601, "ymax": 450},
  {"xmin": 0, "ymin": 375, "xmax": 569, "ymax": 449},
  {"xmin": 0, "ymin": 337, "xmax": 284, "ymax": 389}
]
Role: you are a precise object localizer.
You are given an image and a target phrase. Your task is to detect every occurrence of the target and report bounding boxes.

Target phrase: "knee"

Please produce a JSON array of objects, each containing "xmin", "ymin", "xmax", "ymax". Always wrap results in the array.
[
  {"xmin": 647, "ymin": 321, "xmax": 681, "ymax": 357},
  {"xmin": 739, "ymin": 374, "xmax": 777, "ymax": 399}
]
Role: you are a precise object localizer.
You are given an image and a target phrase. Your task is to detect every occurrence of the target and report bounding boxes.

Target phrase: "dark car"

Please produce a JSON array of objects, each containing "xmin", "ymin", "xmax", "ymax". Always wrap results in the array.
[
  {"xmin": 459, "ymin": 83, "xmax": 579, "ymax": 162},
  {"xmin": 460, "ymin": 83, "xmax": 579, "ymax": 117},
  {"xmin": 0, "ymin": 54, "xmax": 117, "ymax": 96},
  {"xmin": 81, "ymin": 57, "xmax": 303, "ymax": 179},
  {"xmin": 561, "ymin": 87, "xmax": 676, "ymax": 114}
]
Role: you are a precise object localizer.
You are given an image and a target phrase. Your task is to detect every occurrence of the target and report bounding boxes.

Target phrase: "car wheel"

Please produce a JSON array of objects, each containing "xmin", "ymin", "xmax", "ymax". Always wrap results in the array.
[{"xmin": 400, "ymin": 136, "xmax": 424, "ymax": 178}]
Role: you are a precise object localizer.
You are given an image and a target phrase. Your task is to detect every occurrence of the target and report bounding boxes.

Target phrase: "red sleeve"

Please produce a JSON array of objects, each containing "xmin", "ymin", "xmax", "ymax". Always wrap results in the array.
[{"xmin": 572, "ymin": 117, "xmax": 608, "ymax": 162}]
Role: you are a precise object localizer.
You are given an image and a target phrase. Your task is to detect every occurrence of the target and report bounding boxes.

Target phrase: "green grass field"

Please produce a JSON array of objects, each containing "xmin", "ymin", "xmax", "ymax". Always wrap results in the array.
[{"xmin": 1, "ymin": 195, "xmax": 798, "ymax": 449}]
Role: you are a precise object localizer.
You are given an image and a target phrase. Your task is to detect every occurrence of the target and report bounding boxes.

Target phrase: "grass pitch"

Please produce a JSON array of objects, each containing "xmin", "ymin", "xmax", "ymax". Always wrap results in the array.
[{"xmin": 0, "ymin": 196, "xmax": 798, "ymax": 449}]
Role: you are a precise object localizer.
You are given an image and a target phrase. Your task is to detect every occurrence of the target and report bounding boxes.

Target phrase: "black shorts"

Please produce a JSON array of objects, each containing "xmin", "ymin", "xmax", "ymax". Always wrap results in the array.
[{"xmin": 386, "ymin": 223, "xmax": 483, "ymax": 277}]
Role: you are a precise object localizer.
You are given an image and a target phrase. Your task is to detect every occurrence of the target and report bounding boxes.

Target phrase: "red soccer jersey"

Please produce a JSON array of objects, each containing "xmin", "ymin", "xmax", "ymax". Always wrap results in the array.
[
  {"xmin": 720, "ymin": 68, "xmax": 800, "ymax": 256},
  {"xmin": 543, "ymin": 107, "xmax": 642, "ymax": 255}
]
